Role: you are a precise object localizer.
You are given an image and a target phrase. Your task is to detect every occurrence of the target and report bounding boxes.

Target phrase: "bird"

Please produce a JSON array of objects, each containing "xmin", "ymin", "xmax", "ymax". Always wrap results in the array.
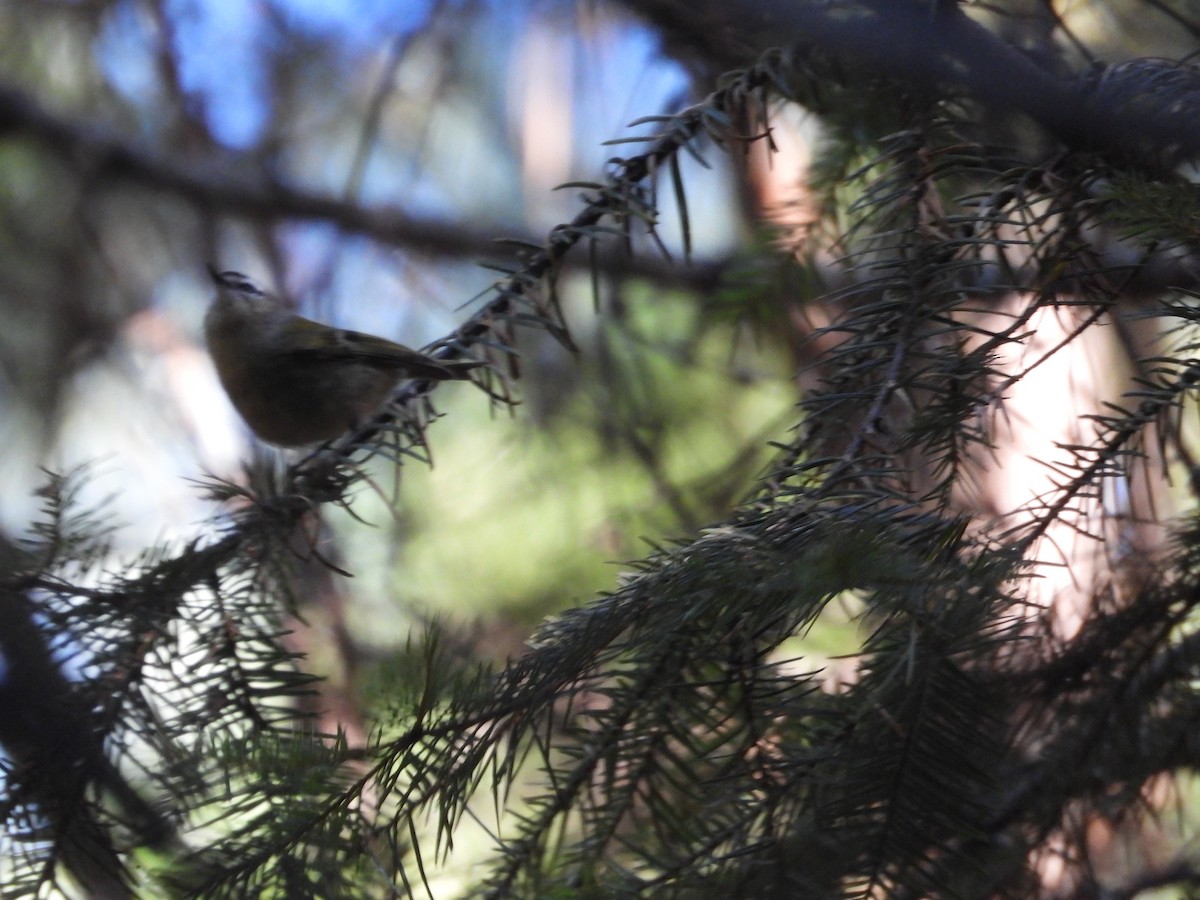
[{"xmin": 204, "ymin": 268, "xmax": 480, "ymax": 446}]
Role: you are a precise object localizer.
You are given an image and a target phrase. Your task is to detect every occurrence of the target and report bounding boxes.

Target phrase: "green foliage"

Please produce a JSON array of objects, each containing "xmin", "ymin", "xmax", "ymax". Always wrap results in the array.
[
  {"xmin": 8, "ymin": 5, "xmax": 1200, "ymax": 900},
  {"xmin": 374, "ymin": 291, "xmax": 792, "ymax": 623},
  {"xmin": 1098, "ymin": 172, "xmax": 1200, "ymax": 246}
]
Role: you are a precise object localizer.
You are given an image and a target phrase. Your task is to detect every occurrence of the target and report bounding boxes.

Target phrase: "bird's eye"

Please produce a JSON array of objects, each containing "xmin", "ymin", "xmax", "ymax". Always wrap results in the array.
[{"xmin": 219, "ymin": 271, "xmax": 264, "ymax": 296}]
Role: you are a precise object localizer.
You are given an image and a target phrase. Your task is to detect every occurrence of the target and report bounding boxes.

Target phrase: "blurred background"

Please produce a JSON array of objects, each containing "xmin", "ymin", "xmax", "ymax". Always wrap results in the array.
[
  {"xmin": 4, "ymin": 1, "xmax": 1200, "ymax": 893},
  {"xmin": 0, "ymin": 1, "xmax": 796, "ymax": 635},
  {"xmin": 0, "ymin": 0, "xmax": 807, "ymax": 816},
  {"xmin": 2, "ymin": 0, "xmax": 1196, "ymax": 732}
]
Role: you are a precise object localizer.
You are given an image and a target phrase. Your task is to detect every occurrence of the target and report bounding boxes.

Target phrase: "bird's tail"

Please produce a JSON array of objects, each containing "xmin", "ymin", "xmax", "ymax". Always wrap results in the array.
[{"xmin": 411, "ymin": 358, "xmax": 486, "ymax": 381}]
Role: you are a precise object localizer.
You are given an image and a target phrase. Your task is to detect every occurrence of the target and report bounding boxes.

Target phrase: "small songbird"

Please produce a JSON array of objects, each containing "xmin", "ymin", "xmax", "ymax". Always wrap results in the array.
[{"xmin": 204, "ymin": 268, "xmax": 480, "ymax": 446}]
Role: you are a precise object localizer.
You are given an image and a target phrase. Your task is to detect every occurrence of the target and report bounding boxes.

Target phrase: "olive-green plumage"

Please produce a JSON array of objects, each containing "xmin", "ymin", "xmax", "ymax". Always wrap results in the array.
[{"xmin": 205, "ymin": 269, "xmax": 479, "ymax": 446}]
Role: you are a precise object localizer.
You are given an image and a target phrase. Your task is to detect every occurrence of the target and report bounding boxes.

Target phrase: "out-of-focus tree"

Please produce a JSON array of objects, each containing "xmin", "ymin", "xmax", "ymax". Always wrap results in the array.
[{"xmin": 4, "ymin": 0, "xmax": 1200, "ymax": 897}]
